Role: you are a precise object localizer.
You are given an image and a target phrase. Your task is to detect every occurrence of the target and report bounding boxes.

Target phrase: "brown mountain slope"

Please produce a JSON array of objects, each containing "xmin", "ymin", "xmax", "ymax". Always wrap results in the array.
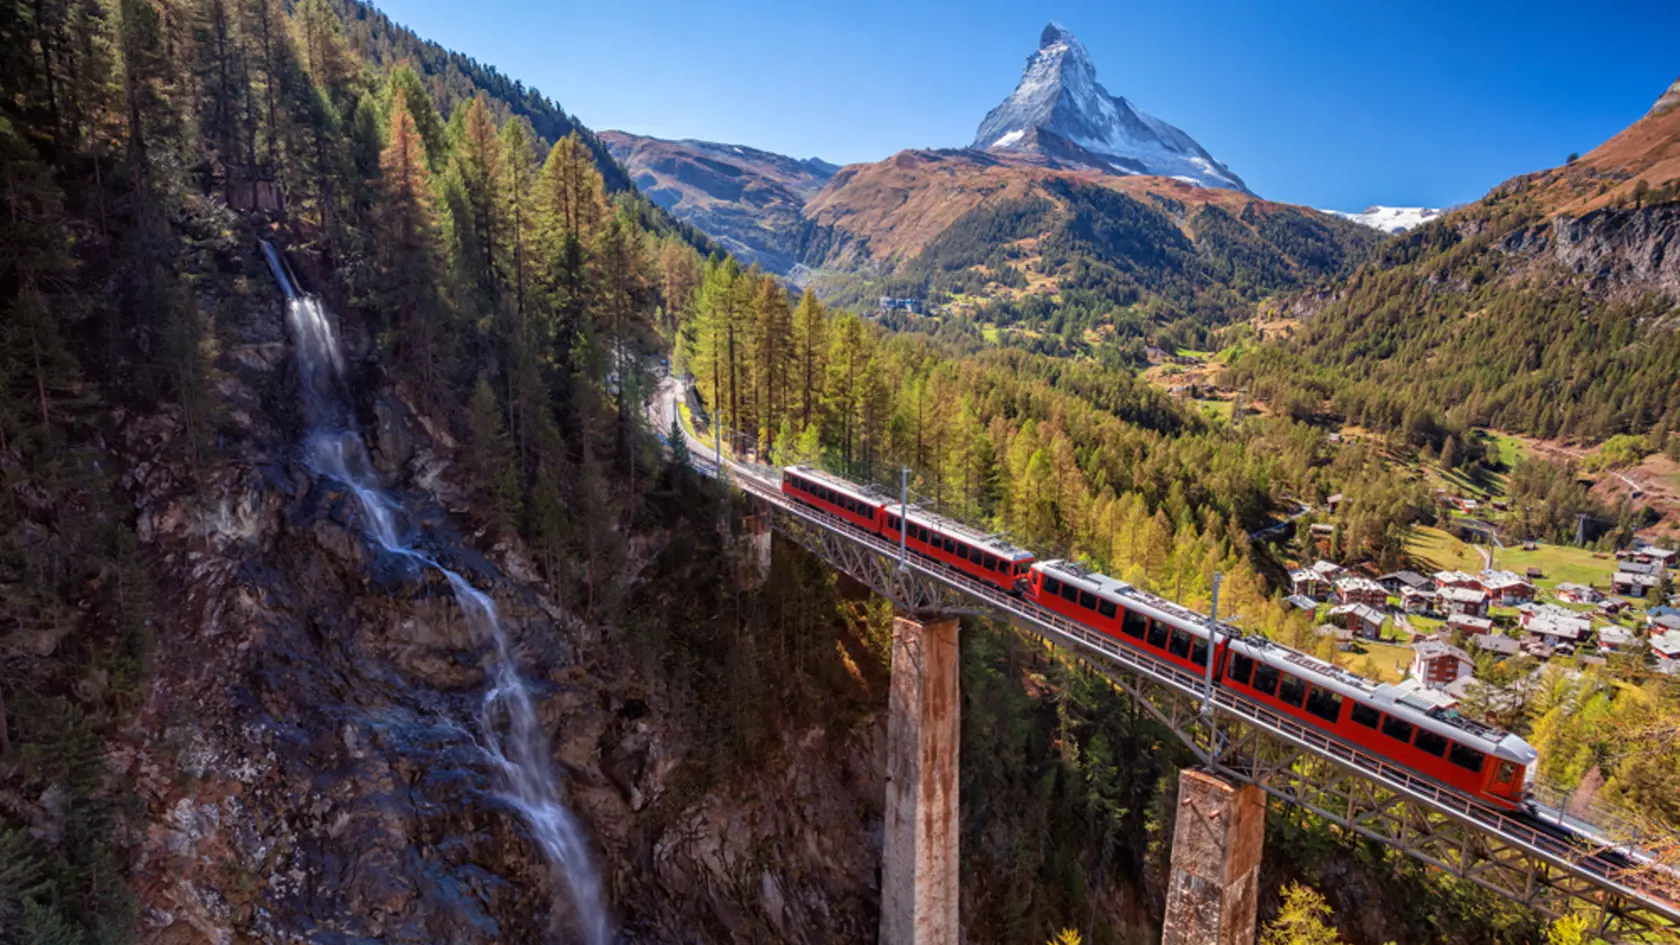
[
  {"xmin": 802, "ymin": 148, "xmax": 1274, "ymax": 267},
  {"xmin": 600, "ymin": 131, "xmax": 836, "ymax": 272},
  {"xmin": 795, "ymin": 148, "xmax": 1378, "ymax": 341},
  {"xmin": 1229, "ymin": 77, "xmax": 1680, "ymax": 448},
  {"xmin": 1510, "ymin": 76, "xmax": 1680, "ymax": 216}
]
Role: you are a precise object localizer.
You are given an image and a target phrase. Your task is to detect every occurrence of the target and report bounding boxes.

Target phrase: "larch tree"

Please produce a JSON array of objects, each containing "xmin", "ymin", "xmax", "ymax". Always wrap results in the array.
[
  {"xmin": 791, "ymin": 289, "xmax": 827, "ymax": 430},
  {"xmin": 377, "ymin": 84, "xmax": 442, "ymax": 389},
  {"xmin": 752, "ymin": 273, "xmax": 793, "ymax": 452}
]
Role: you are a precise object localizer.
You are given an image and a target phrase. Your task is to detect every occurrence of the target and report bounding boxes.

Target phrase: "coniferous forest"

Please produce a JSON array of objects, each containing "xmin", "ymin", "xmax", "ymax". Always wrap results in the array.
[{"xmin": 3, "ymin": 2, "xmax": 1680, "ymax": 945}]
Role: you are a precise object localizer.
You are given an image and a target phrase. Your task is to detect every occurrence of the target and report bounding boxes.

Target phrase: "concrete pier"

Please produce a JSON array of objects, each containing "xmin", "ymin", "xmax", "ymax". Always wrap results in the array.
[
  {"xmin": 1161, "ymin": 768, "xmax": 1266, "ymax": 945},
  {"xmin": 879, "ymin": 614, "xmax": 961, "ymax": 945}
]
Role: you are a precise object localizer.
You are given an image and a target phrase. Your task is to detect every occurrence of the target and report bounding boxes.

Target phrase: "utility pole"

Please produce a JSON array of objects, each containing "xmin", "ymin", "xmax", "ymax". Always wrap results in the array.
[
  {"xmin": 1202, "ymin": 572, "xmax": 1222, "ymax": 722},
  {"xmin": 899, "ymin": 466, "xmax": 909, "ymax": 571}
]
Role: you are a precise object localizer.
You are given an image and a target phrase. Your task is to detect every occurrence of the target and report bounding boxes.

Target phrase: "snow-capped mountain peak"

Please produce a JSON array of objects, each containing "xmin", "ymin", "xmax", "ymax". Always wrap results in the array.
[
  {"xmin": 1327, "ymin": 206, "xmax": 1443, "ymax": 234},
  {"xmin": 972, "ymin": 23, "xmax": 1249, "ymax": 193}
]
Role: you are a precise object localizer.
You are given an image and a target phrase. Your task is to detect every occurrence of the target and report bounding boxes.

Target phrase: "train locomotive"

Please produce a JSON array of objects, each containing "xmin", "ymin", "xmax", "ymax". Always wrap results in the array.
[{"xmin": 780, "ymin": 463, "xmax": 1541, "ymax": 812}]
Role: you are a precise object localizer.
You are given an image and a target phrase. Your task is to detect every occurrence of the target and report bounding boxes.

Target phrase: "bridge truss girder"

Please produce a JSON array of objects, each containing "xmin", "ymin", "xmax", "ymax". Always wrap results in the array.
[{"xmin": 734, "ymin": 489, "xmax": 1679, "ymax": 944}]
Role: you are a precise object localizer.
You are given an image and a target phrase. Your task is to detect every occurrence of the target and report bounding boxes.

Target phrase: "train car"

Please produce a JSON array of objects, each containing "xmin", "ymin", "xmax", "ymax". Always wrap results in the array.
[
  {"xmin": 781, "ymin": 465, "xmax": 889, "ymax": 532},
  {"xmin": 880, "ymin": 505, "xmax": 1035, "ymax": 592},
  {"xmin": 1026, "ymin": 560, "xmax": 1228, "ymax": 676},
  {"xmin": 1026, "ymin": 560, "xmax": 1538, "ymax": 809},
  {"xmin": 1219, "ymin": 636, "xmax": 1537, "ymax": 808}
]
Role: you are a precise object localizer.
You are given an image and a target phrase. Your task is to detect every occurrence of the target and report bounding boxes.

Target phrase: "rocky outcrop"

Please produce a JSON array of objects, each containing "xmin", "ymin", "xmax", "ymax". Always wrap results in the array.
[{"xmin": 112, "ymin": 285, "xmax": 883, "ymax": 944}]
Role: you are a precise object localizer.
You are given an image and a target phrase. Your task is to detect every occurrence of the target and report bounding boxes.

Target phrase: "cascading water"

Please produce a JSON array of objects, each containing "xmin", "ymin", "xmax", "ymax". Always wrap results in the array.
[{"xmin": 262, "ymin": 242, "xmax": 609, "ymax": 945}]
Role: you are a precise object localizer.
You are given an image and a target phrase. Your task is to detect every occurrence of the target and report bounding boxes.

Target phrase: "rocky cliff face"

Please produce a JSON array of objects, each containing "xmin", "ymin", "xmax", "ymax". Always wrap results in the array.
[{"xmin": 109, "ymin": 272, "xmax": 884, "ymax": 944}]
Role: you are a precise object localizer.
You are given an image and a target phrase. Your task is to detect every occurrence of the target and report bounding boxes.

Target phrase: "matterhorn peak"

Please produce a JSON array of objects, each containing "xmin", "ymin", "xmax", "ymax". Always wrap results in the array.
[{"xmin": 972, "ymin": 23, "xmax": 1249, "ymax": 193}]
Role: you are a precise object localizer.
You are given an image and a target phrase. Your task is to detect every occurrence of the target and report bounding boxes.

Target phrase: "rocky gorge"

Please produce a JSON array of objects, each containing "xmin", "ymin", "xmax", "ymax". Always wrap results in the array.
[{"xmin": 95, "ymin": 247, "xmax": 885, "ymax": 944}]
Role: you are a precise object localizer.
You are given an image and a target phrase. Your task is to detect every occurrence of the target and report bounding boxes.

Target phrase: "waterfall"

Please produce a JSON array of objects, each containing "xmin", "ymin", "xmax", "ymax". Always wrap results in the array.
[{"xmin": 265, "ymin": 242, "xmax": 610, "ymax": 945}]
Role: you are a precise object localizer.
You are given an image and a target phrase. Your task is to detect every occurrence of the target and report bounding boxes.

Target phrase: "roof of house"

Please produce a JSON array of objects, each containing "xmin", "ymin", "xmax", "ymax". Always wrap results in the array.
[
  {"xmin": 1394, "ymin": 676, "xmax": 1460, "ymax": 707},
  {"xmin": 1310, "ymin": 560, "xmax": 1343, "ymax": 577},
  {"xmin": 1597, "ymin": 626, "xmax": 1636, "ymax": 647},
  {"xmin": 1433, "ymin": 570, "xmax": 1480, "ymax": 585},
  {"xmin": 1380, "ymin": 570, "xmax": 1430, "ymax": 589},
  {"xmin": 1471, "ymin": 633, "xmax": 1521, "ymax": 655},
  {"xmin": 1449, "ymin": 614, "xmax": 1495, "ymax": 632},
  {"xmin": 1328, "ymin": 602, "xmax": 1387, "ymax": 623},
  {"xmin": 1284, "ymin": 594, "xmax": 1319, "ymax": 611},
  {"xmin": 1614, "ymin": 570, "xmax": 1660, "ymax": 587},
  {"xmin": 1650, "ymin": 614, "xmax": 1680, "ymax": 632},
  {"xmin": 1441, "ymin": 586, "xmax": 1490, "ymax": 604},
  {"xmin": 1414, "ymin": 639, "xmax": 1474, "ymax": 664},
  {"xmin": 1288, "ymin": 568, "xmax": 1319, "ymax": 583},
  {"xmin": 1401, "ymin": 585, "xmax": 1438, "ymax": 597},
  {"xmin": 1618, "ymin": 561, "xmax": 1659, "ymax": 576},
  {"xmin": 1480, "ymin": 569, "xmax": 1534, "ymax": 590},
  {"xmin": 1556, "ymin": 582, "xmax": 1598, "ymax": 594},
  {"xmin": 1335, "ymin": 575, "xmax": 1387, "ymax": 593},
  {"xmin": 1651, "ymin": 629, "xmax": 1680, "ymax": 659}
]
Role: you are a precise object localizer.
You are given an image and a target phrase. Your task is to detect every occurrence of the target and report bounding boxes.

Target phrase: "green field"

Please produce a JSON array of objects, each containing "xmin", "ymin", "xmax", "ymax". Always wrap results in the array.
[
  {"xmin": 1407, "ymin": 525, "xmax": 1483, "ymax": 573},
  {"xmin": 1346, "ymin": 640, "xmax": 1414, "ymax": 683},
  {"xmin": 1488, "ymin": 542, "xmax": 1617, "ymax": 591}
]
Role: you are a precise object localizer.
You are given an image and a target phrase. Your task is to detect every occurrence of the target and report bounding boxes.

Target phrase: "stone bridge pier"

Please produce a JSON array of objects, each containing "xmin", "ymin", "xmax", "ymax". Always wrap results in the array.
[
  {"xmin": 1162, "ymin": 768, "xmax": 1267, "ymax": 945},
  {"xmin": 879, "ymin": 612, "xmax": 960, "ymax": 945}
]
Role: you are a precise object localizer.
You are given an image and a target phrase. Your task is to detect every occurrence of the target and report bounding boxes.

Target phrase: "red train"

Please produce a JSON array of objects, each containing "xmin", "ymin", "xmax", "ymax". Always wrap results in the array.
[
  {"xmin": 779, "ymin": 463, "xmax": 1539, "ymax": 811},
  {"xmin": 781, "ymin": 465, "xmax": 1035, "ymax": 590}
]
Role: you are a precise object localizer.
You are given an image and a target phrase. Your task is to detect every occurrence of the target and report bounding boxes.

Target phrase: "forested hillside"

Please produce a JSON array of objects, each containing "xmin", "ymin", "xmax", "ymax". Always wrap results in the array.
[
  {"xmin": 798, "ymin": 149, "xmax": 1378, "ymax": 355},
  {"xmin": 1229, "ymin": 80, "xmax": 1680, "ymax": 446}
]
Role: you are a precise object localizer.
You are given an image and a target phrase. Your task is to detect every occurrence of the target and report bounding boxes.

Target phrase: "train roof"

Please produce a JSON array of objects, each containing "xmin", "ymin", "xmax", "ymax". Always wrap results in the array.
[
  {"xmin": 785, "ymin": 466, "xmax": 1033, "ymax": 561},
  {"xmin": 1036, "ymin": 561, "xmax": 1535, "ymax": 764},
  {"xmin": 900, "ymin": 505, "xmax": 1035, "ymax": 561},
  {"xmin": 785, "ymin": 465, "xmax": 890, "ymax": 504}
]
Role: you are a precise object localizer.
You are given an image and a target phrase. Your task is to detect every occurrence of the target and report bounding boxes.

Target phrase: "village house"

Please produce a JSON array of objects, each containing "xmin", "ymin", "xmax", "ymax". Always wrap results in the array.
[
  {"xmin": 1480, "ymin": 569, "xmax": 1536, "ymax": 604},
  {"xmin": 1648, "ymin": 613, "xmax": 1680, "ymax": 634},
  {"xmin": 1285, "ymin": 594, "xmax": 1319, "ymax": 611},
  {"xmin": 1554, "ymin": 582, "xmax": 1602, "ymax": 604},
  {"xmin": 1411, "ymin": 640, "xmax": 1475, "ymax": 688},
  {"xmin": 1598, "ymin": 598, "xmax": 1631, "ymax": 616},
  {"xmin": 1433, "ymin": 570, "xmax": 1482, "ymax": 591},
  {"xmin": 1448, "ymin": 613, "xmax": 1494, "ymax": 636},
  {"xmin": 1617, "ymin": 546, "xmax": 1676, "ymax": 571},
  {"xmin": 1378, "ymin": 570, "xmax": 1430, "ymax": 595},
  {"xmin": 1470, "ymin": 633, "xmax": 1521, "ymax": 657},
  {"xmin": 1334, "ymin": 574, "xmax": 1389, "ymax": 607},
  {"xmin": 1519, "ymin": 603, "xmax": 1593, "ymax": 648},
  {"xmin": 1328, "ymin": 602, "xmax": 1388, "ymax": 639},
  {"xmin": 1440, "ymin": 585, "xmax": 1490, "ymax": 618},
  {"xmin": 1597, "ymin": 625, "xmax": 1636, "ymax": 653},
  {"xmin": 1288, "ymin": 568, "xmax": 1327, "ymax": 600},
  {"xmin": 1651, "ymin": 629, "xmax": 1680, "ymax": 672},
  {"xmin": 1612, "ymin": 568, "xmax": 1660, "ymax": 597},
  {"xmin": 1401, "ymin": 585, "xmax": 1438, "ymax": 615}
]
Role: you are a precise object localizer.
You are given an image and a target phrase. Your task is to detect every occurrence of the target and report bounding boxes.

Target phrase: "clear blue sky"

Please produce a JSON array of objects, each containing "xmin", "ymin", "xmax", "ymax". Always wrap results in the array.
[{"xmin": 373, "ymin": 0, "xmax": 1678, "ymax": 211}]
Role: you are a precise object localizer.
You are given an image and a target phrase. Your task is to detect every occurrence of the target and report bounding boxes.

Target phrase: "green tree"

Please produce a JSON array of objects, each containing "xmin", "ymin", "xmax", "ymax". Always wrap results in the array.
[{"xmin": 1261, "ymin": 883, "xmax": 1344, "ymax": 945}]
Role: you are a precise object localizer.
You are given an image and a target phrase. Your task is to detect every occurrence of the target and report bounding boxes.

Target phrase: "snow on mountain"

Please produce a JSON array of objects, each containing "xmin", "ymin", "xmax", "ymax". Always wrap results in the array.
[
  {"xmin": 1327, "ymin": 206, "xmax": 1443, "ymax": 234},
  {"xmin": 972, "ymin": 23, "xmax": 1249, "ymax": 193}
]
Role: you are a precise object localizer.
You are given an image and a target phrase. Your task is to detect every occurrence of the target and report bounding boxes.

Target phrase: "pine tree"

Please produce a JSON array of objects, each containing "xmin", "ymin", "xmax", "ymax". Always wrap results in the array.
[{"xmin": 468, "ymin": 377, "xmax": 521, "ymax": 530}]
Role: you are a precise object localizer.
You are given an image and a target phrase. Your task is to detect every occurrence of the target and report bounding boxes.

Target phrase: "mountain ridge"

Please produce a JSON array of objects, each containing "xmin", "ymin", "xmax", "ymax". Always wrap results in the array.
[{"xmin": 971, "ymin": 23, "xmax": 1249, "ymax": 193}]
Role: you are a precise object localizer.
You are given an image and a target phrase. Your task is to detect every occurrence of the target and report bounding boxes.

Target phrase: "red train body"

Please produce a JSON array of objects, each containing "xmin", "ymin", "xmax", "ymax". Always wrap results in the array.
[{"xmin": 777, "ymin": 464, "xmax": 1537, "ymax": 811}]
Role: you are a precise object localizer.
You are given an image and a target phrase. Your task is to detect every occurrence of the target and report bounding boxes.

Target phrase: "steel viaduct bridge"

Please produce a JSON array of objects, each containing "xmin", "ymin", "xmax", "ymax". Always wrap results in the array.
[{"xmin": 655, "ymin": 381, "xmax": 1679, "ymax": 945}]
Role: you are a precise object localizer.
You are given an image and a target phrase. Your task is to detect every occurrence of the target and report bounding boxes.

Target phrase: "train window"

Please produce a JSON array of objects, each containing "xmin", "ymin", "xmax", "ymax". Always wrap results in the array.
[
  {"xmin": 1078, "ymin": 591, "xmax": 1096, "ymax": 611},
  {"xmin": 1350, "ymin": 703, "xmax": 1380, "ymax": 729},
  {"xmin": 984, "ymin": 553, "xmax": 998, "ymax": 571},
  {"xmin": 1449, "ymin": 742, "xmax": 1485, "ymax": 773},
  {"xmin": 1146, "ymin": 619, "xmax": 1170, "ymax": 650},
  {"xmin": 917, "ymin": 526, "xmax": 930, "ymax": 543},
  {"xmin": 1226, "ymin": 652, "xmax": 1254, "ymax": 685},
  {"xmin": 1277, "ymin": 674, "xmax": 1307, "ymax": 708},
  {"xmin": 1190, "ymin": 637, "xmax": 1208, "ymax": 667},
  {"xmin": 1413, "ymin": 729, "xmax": 1448, "ymax": 758},
  {"xmin": 1495, "ymin": 762, "xmax": 1517, "ymax": 784},
  {"xmin": 1305, "ymin": 686, "xmax": 1343, "ymax": 723},
  {"xmin": 1060, "ymin": 583, "xmax": 1079, "ymax": 604},
  {"xmin": 1044, "ymin": 576, "xmax": 1062, "ymax": 596},
  {"xmin": 1250, "ymin": 664, "xmax": 1280, "ymax": 697},
  {"xmin": 1121, "ymin": 610, "xmax": 1147, "ymax": 639},
  {"xmin": 1098, "ymin": 599, "xmax": 1117, "ymax": 619},
  {"xmin": 1381, "ymin": 715, "xmax": 1414, "ymax": 744},
  {"xmin": 1168, "ymin": 627, "xmax": 1192, "ymax": 659},
  {"xmin": 955, "ymin": 543, "xmax": 968, "ymax": 561},
  {"xmin": 944, "ymin": 536, "xmax": 957, "ymax": 554}
]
